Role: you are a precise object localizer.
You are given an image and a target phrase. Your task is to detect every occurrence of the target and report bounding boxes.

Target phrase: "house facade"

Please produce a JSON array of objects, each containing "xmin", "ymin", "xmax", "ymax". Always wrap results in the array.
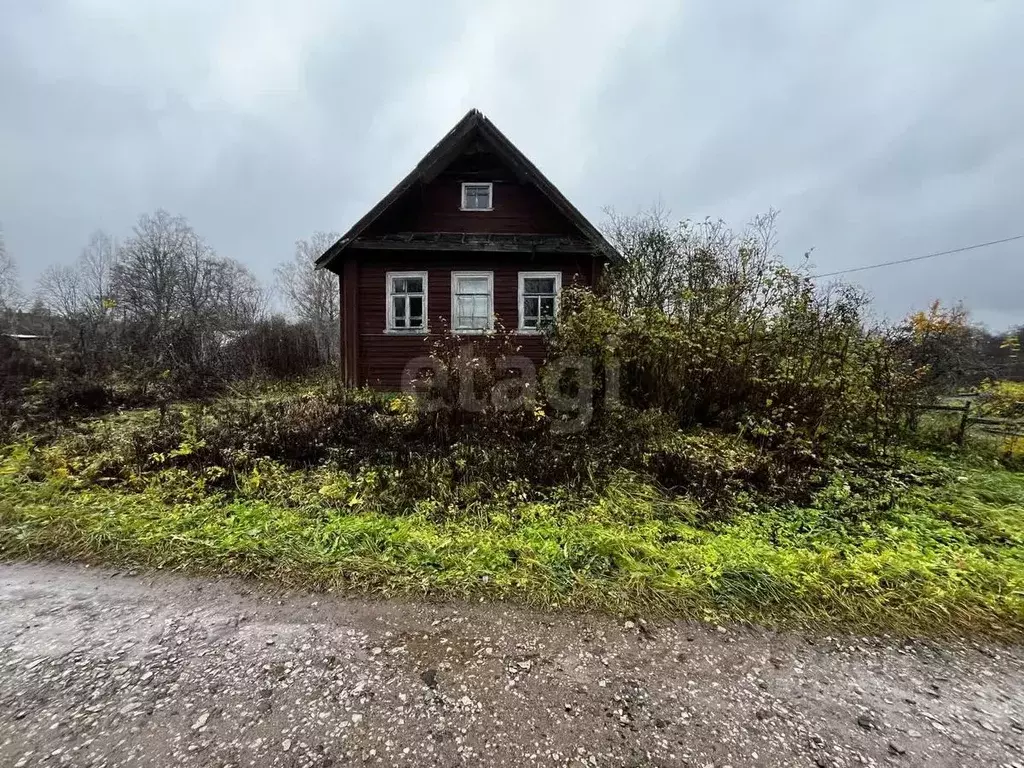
[{"xmin": 316, "ymin": 109, "xmax": 619, "ymax": 389}]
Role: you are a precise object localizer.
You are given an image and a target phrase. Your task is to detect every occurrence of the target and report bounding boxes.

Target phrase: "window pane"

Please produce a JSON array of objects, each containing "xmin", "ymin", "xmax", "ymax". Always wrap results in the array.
[
  {"xmin": 409, "ymin": 296, "xmax": 422, "ymax": 317},
  {"xmin": 523, "ymin": 278, "xmax": 555, "ymax": 295},
  {"xmin": 520, "ymin": 275, "xmax": 558, "ymax": 331},
  {"xmin": 392, "ymin": 276, "xmax": 423, "ymax": 295},
  {"xmin": 455, "ymin": 295, "xmax": 489, "ymax": 329},
  {"xmin": 464, "ymin": 185, "xmax": 491, "ymax": 209},
  {"xmin": 453, "ymin": 274, "xmax": 491, "ymax": 329},
  {"xmin": 456, "ymin": 276, "xmax": 489, "ymax": 294},
  {"xmin": 393, "ymin": 296, "xmax": 406, "ymax": 328},
  {"xmin": 409, "ymin": 315, "xmax": 423, "ymax": 328}
]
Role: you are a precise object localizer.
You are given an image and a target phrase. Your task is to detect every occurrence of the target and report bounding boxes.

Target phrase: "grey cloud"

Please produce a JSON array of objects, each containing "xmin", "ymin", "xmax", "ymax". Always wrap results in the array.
[{"xmin": 1, "ymin": 0, "xmax": 1022, "ymax": 329}]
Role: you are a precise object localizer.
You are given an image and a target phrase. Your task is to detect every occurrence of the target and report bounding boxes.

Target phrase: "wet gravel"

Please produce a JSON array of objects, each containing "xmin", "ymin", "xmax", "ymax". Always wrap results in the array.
[{"xmin": 0, "ymin": 562, "xmax": 1022, "ymax": 767}]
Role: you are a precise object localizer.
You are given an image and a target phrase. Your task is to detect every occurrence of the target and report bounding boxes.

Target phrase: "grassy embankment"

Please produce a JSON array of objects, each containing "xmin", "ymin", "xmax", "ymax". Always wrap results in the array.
[{"xmin": 1, "ymin": 397, "xmax": 1022, "ymax": 638}]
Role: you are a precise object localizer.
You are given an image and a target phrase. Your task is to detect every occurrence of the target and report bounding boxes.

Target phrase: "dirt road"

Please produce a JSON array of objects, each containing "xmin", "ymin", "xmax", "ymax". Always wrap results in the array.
[{"xmin": 0, "ymin": 562, "xmax": 1021, "ymax": 767}]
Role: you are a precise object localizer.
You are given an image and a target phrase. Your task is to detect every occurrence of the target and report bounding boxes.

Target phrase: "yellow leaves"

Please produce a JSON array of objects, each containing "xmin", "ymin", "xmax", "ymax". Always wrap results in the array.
[
  {"xmin": 907, "ymin": 300, "xmax": 970, "ymax": 341},
  {"xmin": 978, "ymin": 379, "xmax": 1024, "ymax": 420},
  {"xmin": 169, "ymin": 439, "xmax": 205, "ymax": 459},
  {"xmin": 387, "ymin": 395, "xmax": 413, "ymax": 414},
  {"xmin": 318, "ymin": 483, "xmax": 343, "ymax": 499}
]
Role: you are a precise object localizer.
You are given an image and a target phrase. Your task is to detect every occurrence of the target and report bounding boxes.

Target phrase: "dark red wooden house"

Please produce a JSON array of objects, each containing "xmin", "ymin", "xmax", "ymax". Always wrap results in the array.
[{"xmin": 316, "ymin": 108, "xmax": 620, "ymax": 388}]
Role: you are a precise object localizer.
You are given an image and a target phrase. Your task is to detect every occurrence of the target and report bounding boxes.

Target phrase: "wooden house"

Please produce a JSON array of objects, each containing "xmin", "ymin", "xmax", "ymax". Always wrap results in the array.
[{"xmin": 316, "ymin": 109, "xmax": 620, "ymax": 388}]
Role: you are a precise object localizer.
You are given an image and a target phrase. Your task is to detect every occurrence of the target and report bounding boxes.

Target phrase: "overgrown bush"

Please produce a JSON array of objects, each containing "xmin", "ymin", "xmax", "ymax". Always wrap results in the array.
[
  {"xmin": 8, "ymin": 378, "xmax": 885, "ymax": 525},
  {"xmin": 978, "ymin": 380, "xmax": 1024, "ymax": 420},
  {"xmin": 554, "ymin": 280, "xmax": 920, "ymax": 463},
  {"xmin": 1, "ymin": 336, "xmax": 56, "ymax": 439}
]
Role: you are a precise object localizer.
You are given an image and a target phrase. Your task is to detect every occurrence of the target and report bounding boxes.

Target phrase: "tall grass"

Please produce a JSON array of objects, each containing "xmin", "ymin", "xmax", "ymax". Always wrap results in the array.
[{"xmin": 2, "ymin": 452, "xmax": 1021, "ymax": 638}]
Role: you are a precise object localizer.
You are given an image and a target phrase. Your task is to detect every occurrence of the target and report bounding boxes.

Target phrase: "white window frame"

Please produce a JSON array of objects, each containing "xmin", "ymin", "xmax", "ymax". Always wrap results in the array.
[
  {"xmin": 460, "ymin": 182, "xmax": 493, "ymax": 211},
  {"xmin": 385, "ymin": 270, "xmax": 428, "ymax": 334},
  {"xmin": 518, "ymin": 271, "xmax": 562, "ymax": 333},
  {"xmin": 450, "ymin": 271, "xmax": 495, "ymax": 334}
]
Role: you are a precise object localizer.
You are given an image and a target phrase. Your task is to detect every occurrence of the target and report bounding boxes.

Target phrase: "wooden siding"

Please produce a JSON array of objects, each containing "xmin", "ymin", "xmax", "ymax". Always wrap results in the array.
[
  {"xmin": 341, "ymin": 258, "xmax": 359, "ymax": 386},
  {"xmin": 351, "ymin": 251, "xmax": 595, "ymax": 389},
  {"xmin": 365, "ymin": 177, "xmax": 578, "ymax": 237}
]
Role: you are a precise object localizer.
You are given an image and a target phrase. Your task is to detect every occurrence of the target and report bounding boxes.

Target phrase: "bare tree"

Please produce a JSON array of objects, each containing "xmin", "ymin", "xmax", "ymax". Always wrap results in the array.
[
  {"xmin": 80, "ymin": 230, "xmax": 117, "ymax": 314},
  {"xmin": 21, "ymin": 211, "xmax": 309, "ymax": 388},
  {"xmin": 111, "ymin": 210, "xmax": 272, "ymax": 374},
  {"xmin": 603, "ymin": 206, "xmax": 797, "ymax": 323},
  {"xmin": 214, "ymin": 258, "xmax": 266, "ymax": 327},
  {"xmin": 37, "ymin": 264, "xmax": 83, "ymax": 319},
  {"xmin": 0, "ymin": 225, "xmax": 23, "ymax": 314},
  {"xmin": 38, "ymin": 231, "xmax": 118, "ymax": 317},
  {"xmin": 33, "ymin": 231, "xmax": 119, "ymax": 373},
  {"xmin": 275, "ymin": 232, "xmax": 340, "ymax": 363},
  {"xmin": 603, "ymin": 204, "xmax": 683, "ymax": 316},
  {"xmin": 113, "ymin": 210, "xmax": 193, "ymax": 332}
]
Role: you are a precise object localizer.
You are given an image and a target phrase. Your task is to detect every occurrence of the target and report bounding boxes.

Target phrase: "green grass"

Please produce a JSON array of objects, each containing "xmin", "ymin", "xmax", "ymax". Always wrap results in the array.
[{"xmin": 1, "ymin": 447, "xmax": 1021, "ymax": 639}]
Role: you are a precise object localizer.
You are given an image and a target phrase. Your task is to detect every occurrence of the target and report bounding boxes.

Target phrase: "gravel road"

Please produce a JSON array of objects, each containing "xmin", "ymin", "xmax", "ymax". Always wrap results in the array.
[{"xmin": 0, "ymin": 562, "xmax": 1022, "ymax": 768}]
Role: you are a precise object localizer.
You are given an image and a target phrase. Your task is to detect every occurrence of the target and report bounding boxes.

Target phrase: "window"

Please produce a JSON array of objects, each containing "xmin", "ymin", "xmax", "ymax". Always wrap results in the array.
[
  {"xmin": 451, "ymin": 271, "xmax": 494, "ymax": 332},
  {"xmin": 461, "ymin": 182, "xmax": 493, "ymax": 211},
  {"xmin": 518, "ymin": 272, "xmax": 562, "ymax": 331},
  {"xmin": 386, "ymin": 271, "xmax": 427, "ymax": 332}
]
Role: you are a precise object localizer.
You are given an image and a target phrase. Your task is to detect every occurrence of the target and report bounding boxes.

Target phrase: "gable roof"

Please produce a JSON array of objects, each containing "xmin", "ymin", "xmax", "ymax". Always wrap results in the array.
[{"xmin": 315, "ymin": 108, "xmax": 621, "ymax": 270}]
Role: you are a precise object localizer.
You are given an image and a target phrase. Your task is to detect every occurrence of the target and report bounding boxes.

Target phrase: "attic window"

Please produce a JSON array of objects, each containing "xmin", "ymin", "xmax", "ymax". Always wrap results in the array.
[{"xmin": 461, "ymin": 182, "xmax": 493, "ymax": 211}]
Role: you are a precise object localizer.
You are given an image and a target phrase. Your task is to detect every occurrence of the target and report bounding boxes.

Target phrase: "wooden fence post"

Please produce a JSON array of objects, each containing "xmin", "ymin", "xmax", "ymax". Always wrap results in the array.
[{"xmin": 957, "ymin": 401, "xmax": 971, "ymax": 445}]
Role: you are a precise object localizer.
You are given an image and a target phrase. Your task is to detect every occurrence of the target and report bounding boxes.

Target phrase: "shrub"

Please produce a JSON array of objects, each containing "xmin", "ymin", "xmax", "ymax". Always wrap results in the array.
[
  {"xmin": 553, "ymin": 284, "xmax": 920, "ymax": 463},
  {"xmin": 978, "ymin": 380, "xmax": 1024, "ymax": 420},
  {"xmin": 9, "ymin": 379, "xmax": 870, "ymax": 524}
]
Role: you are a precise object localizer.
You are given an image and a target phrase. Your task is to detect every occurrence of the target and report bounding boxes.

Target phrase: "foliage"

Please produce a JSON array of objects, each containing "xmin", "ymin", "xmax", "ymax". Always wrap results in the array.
[
  {"xmin": 4, "ymin": 213, "xmax": 330, "ymax": 426},
  {"xmin": 978, "ymin": 379, "xmax": 1024, "ymax": 420},
  {"xmin": 554, "ymin": 285, "xmax": 919, "ymax": 463},
  {"xmin": 586, "ymin": 210, "xmax": 931, "ymax": 461},
  {"xmin": 2, "ymin": 437, "xmax": 1021, "ymax": 638},
  {"xmin": 905, "ymin": 300, "xmax": 984, "ymax": 395},
  {"xmin": 5, "ymin": 204, "xmax": 1023, "ymax": 639},
  {"xmin": 5, "ymin": 377, "xmax": 865, "ymax": 524}
]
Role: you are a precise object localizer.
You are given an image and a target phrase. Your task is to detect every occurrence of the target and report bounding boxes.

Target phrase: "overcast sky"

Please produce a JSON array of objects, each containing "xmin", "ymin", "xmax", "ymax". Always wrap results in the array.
[{"xmin": 2, "ymin": 0, "xmax": 1022, "ymax": 329}]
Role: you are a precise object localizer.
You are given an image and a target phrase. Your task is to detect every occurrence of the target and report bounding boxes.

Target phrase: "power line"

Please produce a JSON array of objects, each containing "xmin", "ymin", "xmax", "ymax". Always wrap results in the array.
[{"xmin": 812, "ymin": 234, "xmax": 1024, "ymax": 279}]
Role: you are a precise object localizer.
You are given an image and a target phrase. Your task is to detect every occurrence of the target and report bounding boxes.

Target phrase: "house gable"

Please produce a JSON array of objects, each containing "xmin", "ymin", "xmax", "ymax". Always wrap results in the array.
[
  {"xmin": 316, "ymin": 109, "xmax": 619, "ymax": 271},
  {"xmin": 363, "ymin": 141, "xmax": 579, "ymax": 237}
]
